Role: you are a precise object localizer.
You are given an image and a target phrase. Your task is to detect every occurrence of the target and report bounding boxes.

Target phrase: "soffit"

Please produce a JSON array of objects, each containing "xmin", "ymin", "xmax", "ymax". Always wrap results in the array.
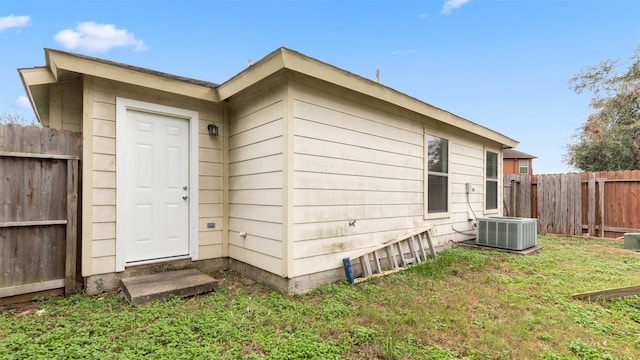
[{"xmin": 17, "ymin": 67, "xmax": 55, "ymax": 125}]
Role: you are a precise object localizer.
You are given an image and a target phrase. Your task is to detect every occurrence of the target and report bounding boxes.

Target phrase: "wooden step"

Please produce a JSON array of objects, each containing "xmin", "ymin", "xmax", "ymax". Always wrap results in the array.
[{"xmin": 120, "ymin": 269, "xmax": 217, "ymax": 305}]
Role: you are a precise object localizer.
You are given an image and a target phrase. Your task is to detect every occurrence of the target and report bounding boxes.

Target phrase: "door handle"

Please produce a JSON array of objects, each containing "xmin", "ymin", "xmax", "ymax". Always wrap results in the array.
[{"xmin": 182, "ymin": 195, "xmax": 189, "ymax": 200}]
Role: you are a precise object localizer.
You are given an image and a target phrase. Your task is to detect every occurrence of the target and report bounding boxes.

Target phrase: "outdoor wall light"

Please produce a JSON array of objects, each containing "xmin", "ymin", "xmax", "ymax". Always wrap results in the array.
[{"xmin": 207, "ymin": 124, "xmax": 219, "ymax": 136}]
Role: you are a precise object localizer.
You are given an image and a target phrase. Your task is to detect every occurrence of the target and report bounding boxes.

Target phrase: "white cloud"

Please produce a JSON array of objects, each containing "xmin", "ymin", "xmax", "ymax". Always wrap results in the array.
[
  {"xmin": 441, "ymin": 0, "xmax": 472, "ymax": 15},
  {"xmin": 0, "ymin": 15, "xmax": 31, "ymax": 31},
  {"xmin": 54, "ymin": 22, "xmax": 148, "ymax": 53},
  {"xmin": 16, "ymin": 95, "xmax": 31, "ymax": 108}
]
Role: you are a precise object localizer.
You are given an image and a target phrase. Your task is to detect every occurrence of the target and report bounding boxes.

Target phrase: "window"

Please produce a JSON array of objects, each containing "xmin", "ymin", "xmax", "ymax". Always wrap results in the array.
[
  {"xmin": 427, "ymin": 135, "xmax": 448, "ymax": 213},
  {"xmin": 486, "ymin": 151, "xmax": 498, "ymax": 210},
  {"xmin": 518, "ymin": 159, "xmax": 529, "ymax": 174}
]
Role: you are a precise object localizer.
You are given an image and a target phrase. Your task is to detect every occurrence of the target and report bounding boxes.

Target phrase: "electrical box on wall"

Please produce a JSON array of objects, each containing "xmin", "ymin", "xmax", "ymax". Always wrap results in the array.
[{"xmin": 465, "ymin": 182, "xmax": 474, "ymax": 194}]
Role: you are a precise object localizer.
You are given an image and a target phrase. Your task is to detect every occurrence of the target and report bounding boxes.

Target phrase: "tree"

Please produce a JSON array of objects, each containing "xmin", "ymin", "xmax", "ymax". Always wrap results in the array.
[
  {"xmin": 565, "ymin": 46, "xmax": 640, "ymax": 171},
  {"xmin": 0, "ymin": 112, "xmax": 38, "ymax": 126}
]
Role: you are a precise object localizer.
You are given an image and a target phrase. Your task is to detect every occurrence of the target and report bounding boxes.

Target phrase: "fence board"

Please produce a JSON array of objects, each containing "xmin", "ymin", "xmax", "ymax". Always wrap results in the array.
[
  {"xmin": 65, "ymin": 159, "xmax": 79, "ymax": 295},
  {"xmin": 561, "ymin": 174, "xmax": 569, "ymax": 234},
  {"xmin": 599, "ymin": 179, "xmax": 605, "ymax": 237},
  {"xmin": 520, "ymin": 175, "xmax": 531, "ymax": 218},
  {"xmin": 631, "ymin": 170, "xmax": 640, "ymax": 233},
  {"xmin": 0, "ymin": 226, "xmax": 66, "ymax": 287},
  {"xmin": 0, "ymin": 124, "xmax": 82, "ymax": 300},
  {"xmin": 0, "ymin": 279, "xmax": 65, "ymax": 298},
  {"xmin": 507, "ymin": 171, "xmax": 640, "ymax": 238},
  {"xmin": 588, "ymin": 173, "xmax": 596, "ymax": 236},
  {"xmin": 573, "ymin": 173, "xmax": 582, "ymax": 235},
  {"xmin": 503, "ymin": 174, "xmax": 533, "ymax": 218}
]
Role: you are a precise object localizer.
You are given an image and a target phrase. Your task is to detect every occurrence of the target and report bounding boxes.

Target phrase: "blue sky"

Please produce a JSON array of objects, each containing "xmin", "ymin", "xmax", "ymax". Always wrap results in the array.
[{"xmin": 1, "ymin": 0, "xmax": 638, "ymax": 173}]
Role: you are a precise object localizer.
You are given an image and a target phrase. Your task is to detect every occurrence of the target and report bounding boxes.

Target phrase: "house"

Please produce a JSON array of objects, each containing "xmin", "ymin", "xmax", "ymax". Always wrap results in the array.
[
  {"xmin": 503, "ymin": 149, "xmax": 536, "ymax": 175},
  {"xmin": 18, "ymin": 47, "xmax": 518, "ymax": 294}
]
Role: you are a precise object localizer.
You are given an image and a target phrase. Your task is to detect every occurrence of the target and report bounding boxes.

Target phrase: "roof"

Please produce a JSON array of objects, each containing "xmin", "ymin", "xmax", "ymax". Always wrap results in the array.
[
  {"xmin": 503, "ymin": 149, "xmax": 537, "ymax": 159},
  {"xmin": 218, "ymin": 47, "xmax": 517, "ymax": 148},
  {"xmin": 19, "ymin": 47, "xmax": 518, "ymax": 148},
  {"xmin": 46, "ymin": 49, "xmax": 219, "ymax": 88}
]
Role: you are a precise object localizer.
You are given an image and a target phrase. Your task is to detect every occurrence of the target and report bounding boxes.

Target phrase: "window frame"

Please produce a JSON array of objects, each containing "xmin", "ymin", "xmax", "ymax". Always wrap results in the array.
[
  {"xmin": 424, "ymin": 131, "xmax": 450, "ymax": 219},
  {"xmin": 518, "ymin": 159, "xmax": 529, "ymax": 174},
  {"xmin": 484, "ymin": 148, "xmax": 500, "ymax": 214}
]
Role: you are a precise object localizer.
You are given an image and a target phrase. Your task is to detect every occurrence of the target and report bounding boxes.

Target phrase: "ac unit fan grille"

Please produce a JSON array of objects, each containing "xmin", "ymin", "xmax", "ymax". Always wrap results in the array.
[{"xmin": 476, "ymin": 217, "xmax": 537, "ymax": 251}]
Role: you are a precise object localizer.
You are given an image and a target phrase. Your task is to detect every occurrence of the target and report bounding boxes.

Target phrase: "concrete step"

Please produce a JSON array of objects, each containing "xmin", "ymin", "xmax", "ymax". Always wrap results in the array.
[{"xmin": 120, "ymin": 269, "xmax": 217, "ymax": 305}]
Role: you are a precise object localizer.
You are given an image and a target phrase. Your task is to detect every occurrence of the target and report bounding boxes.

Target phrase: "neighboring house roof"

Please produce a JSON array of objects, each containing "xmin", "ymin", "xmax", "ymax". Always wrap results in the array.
[
  {"xmin": 503, "ymin": 149, "xmax": 537, "ymax": 159},
  {"xmin": 19, "ymin": 47, "xmax": 518, "ymax": 148}
]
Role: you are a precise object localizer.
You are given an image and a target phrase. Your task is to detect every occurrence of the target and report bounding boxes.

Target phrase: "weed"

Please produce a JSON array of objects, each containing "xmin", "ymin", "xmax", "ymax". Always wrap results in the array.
[
  {"xmin": 1, "ymin": 235, "xmax": 639, "ymax": 358},
  {"xmin": 569, "ymin": 339, "xmax": 617, "ymax": 359},
  {"xmin": 381, "ymin": 336, "xmax": 398, "ymax": 360},
  {"xmin": 349, "ymin": 324, "xmax": 379, "ymax": 345}
]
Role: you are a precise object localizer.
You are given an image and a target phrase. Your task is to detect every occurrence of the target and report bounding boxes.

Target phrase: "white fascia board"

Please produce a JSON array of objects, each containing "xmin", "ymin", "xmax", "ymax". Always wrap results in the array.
[
  {"xmin": 215, "ymin": 49, "xmax": 286, "ymax": 100},
  {"xmin": 46, "ymin": 50, "xmax": 218, "ymax": 102},
  {"xmin": 17, "ymin": 67, "xmax": 56, "ymax": 124},
  {"xmin": 280, "ymin": 49, "xmax": 519, "ymax": 148},
  {"xmin": 216, "ymin": 48, "xmax": 518, "ymax": 148},
  {"xmin": 18, "ymin": 67, "xmax": 57, "ymax": 86}
]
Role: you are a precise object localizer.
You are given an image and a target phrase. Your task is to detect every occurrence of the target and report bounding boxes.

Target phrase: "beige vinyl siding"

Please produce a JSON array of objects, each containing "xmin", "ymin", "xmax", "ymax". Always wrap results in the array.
[
  {"xmin": 424, "ymin": 136, "xmax": 501, "ymax": 238},
  {"xmin": 48, "ymin": 80, "xmax": 82, "ymax": 131},
  {"xmin": 228, "ymin": 81, "xmax": 285, "ymax": 275},
  {"xmin": 90, "ymin": 87, "xmax": 117, "ymax": 274},
  {"xmin": 448, "ymin": 141, "xmax": 485, "ymax": 225},
  {"xmin": 290, "ymin": 80, "xmax": 426, "ymax": 277},
  {"xmin": 289, "ymin": 78, "xmax": 501, "ymax": 277},
  {"xmin": 84, "ymin": 77, "xmax": 223, "ymax": 275},
  {"xmin": 197, "ymin": 114, "xmax": 224, "ymax": 259}
]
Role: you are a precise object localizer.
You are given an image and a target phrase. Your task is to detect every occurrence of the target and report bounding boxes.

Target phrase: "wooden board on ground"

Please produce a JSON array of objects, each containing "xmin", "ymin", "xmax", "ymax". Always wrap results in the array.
[{"xmin": 571, "ymin": 285, "xmax": 640, "ymax": 301}]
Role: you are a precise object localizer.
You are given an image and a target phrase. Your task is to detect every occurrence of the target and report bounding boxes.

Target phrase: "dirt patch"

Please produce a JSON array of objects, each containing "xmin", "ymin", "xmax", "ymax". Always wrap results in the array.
[
  {"xmin": 210, "ymin": 269, "xmax": 271, "ymax": 297},
  {"xmin": 0, "ymin": 299, "xmax": 46, "ymax": 315},
  {"xmin": 241, "ymin": 340, "xmax": 264, "ymax": 357}
]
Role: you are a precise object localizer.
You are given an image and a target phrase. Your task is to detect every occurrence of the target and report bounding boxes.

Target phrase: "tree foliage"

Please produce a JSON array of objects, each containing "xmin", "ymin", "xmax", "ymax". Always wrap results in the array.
[
  {"xmin": 565, "ymin": 46, "xmax": 640, "ymax": 171},
  {"xmin": 0, "ymin": 112, "xmax": 38, "ymax": 126}
]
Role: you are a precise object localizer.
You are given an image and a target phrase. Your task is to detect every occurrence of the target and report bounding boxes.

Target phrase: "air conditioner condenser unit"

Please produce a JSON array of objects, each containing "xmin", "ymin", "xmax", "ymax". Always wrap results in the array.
[
  {"xmin": 624, "ymin": 233, "xmax": 640, "ymax": 251},
  {"xmin": 476, "ymin": 217, "xmax": 538, "ymax": 251}
]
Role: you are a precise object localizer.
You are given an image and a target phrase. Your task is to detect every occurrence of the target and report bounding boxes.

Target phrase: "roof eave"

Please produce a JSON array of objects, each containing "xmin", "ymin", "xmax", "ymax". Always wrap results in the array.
[
  {"xmin": 18, "ymin": 66, "xmax": 57, "ymax": 125},
  {"xmin": 44, "ymin": 48, "xmax": 220, "ymax": 102},
  {"xmin": 217, "ymin": 47, "xmax": 518, "ymax": 148}
]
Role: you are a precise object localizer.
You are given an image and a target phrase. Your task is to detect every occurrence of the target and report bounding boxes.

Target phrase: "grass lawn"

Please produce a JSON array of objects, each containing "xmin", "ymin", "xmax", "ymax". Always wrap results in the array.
[{"xmin": 1, "ymin": 235, "xmax": 639, "ymax": 359}]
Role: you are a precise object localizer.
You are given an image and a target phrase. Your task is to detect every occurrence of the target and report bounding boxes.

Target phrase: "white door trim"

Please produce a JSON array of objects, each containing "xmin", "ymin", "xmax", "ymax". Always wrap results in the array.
[{"xmin": 115, "ymin": 98, "xmax": 199, "ymax": 272}]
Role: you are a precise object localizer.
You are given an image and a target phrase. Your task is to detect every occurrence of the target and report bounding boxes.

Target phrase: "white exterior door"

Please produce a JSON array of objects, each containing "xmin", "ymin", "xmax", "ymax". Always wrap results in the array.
[{"xmin": 122, "ymin": 109, "xmax": 190, "ymax": 264}]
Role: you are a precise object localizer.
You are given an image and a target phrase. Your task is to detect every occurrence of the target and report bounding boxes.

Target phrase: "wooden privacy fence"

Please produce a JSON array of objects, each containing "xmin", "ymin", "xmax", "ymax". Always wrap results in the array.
[
  {"xmin": 504, "ymin": 171, "xmax": 640, "ymax": 238},
  {"xmin": 0, "ymin": 124, "xmax": 82, "ymax": 301}
]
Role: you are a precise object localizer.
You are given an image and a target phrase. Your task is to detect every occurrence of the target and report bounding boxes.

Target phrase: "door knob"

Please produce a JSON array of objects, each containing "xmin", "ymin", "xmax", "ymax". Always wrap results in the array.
[{"xmin": 182, "ymin": 195, "xmax": 189, "ymax": 200}]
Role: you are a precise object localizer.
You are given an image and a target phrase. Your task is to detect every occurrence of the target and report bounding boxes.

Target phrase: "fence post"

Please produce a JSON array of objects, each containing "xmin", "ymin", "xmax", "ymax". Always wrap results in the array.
[
  {"xmin": 572, "ymin": 173, "xmax": 582, "ymax": 235},
  {"xmin": 65, "ymin": 159, "xmax": 79, "ymax": 296},
  {"xmin": 588, "ymin": 173, "xmax": 595, "ymax": 236},
  {"xmin": 598, "ymin": 179, "xmax": 606, "ymax": 238},
  {"xmin": 510, "ymin": 178, "xmax": 517, "ymax": 216}
]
